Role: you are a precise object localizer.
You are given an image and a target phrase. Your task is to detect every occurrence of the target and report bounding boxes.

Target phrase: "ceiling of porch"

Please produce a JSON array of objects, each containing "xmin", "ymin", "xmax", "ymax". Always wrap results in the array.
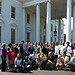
[{"xmin": 17, "ymin": 0, "xmax": 74, "ymax": 19}]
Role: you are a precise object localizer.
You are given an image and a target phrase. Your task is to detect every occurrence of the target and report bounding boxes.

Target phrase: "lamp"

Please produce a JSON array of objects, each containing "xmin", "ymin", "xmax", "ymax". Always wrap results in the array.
[
  {"xmin": 54, "ymin": 10, "xmax": 57, "ymax": 37},
  {"xmin": 54, "ymin": 26, "xmax": 57, "ymax": 36}
]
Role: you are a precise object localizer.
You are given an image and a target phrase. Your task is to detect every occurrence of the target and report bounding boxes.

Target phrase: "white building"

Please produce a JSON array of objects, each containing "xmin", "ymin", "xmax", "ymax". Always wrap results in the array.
[{"xmin": 0, "ymin": 0, "xmax": 65, "ymax": 47}]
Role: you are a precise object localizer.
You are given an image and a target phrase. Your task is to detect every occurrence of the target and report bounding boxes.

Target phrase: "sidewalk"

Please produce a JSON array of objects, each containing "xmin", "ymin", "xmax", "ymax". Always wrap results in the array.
[{"xmin": 0, "ymin": 69, "xmax": 75, "ymax": 75}]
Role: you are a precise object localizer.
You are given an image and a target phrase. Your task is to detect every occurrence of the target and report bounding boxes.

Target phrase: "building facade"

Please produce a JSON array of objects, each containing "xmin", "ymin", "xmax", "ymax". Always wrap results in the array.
[{"xmin": 0, "ymin": 0, "xmax": 65, "ymax": 48}]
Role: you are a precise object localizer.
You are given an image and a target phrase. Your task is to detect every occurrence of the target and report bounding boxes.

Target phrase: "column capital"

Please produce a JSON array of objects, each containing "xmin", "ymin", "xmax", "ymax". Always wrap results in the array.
[
  {"xmin": 34, "ymin": 3, "xmax": 40, "ymax": 7},
  {"xmin": 46, "ymin": 0, "xmax": 53, "ymax": 4},
  {"xmin": 47, "ymin": 0, "xmax": 51, "ymax": 2}
]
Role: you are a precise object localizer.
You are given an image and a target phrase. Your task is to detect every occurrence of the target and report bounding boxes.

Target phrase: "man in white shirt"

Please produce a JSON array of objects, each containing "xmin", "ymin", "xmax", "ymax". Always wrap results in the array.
[
  {"xmin": 59, "ymin": 42, "xmax": 63, "ymax": 54},
  {"xmin": 54, "ymin": 42, "xmax": 59, "ymax": 58},
  {"xmin": 29, "ymin": 51, "xmax": 37, "ymax": 69},
  {"xmin": 29, "ymin": 51, "xmax": 37, "ymax": 61},
  {"xmin": 66, "ymin": 42, "xmax": 72, "ymax": 57}
]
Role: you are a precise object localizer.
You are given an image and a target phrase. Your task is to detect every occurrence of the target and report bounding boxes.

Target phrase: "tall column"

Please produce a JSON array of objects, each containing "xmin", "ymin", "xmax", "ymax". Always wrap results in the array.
[
  {"xmin": 46, "ymin": 0, "xmax": 51, "ymax": 44},
  {"xmin": 58, "ymin": 19, "xmax": 61, "ymax": 43},
  {"xmin": 66, "ymin": 0, "xmax": 71, "ymax": 43},
  {"xmin": 23, "ymin": 8, "xmax": 26, "ymax": 42},
  {"xmin": 36, "ymin": 4, "xmax": 40, "ymax": 42},
  {"xmin": 73, "ymin": 3, "xmax": 75, "ymax": 43},
  {"xmin": 33, "ymin": 14, "xmax": 36, "ymax": 42}
]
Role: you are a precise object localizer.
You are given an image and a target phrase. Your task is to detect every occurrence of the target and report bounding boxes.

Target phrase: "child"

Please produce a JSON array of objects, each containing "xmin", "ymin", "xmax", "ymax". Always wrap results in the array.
[
  {"xmin": 56, "ymin": 55, "xmax": 64, "ymax": 70},
  {"xmin": 7, "ymin": 47, "xmax": 10, "ymax": 70},
  {"xmin": 64, "ymin": 56, "xmax": 70, "ymax": 67},
  {"xmin": 8, "ymin": 46, "xmax": 16, "ymax": 71},
  {"xmin": 36, "ymin": 53, "xmax": 41, "ymax": 68}
]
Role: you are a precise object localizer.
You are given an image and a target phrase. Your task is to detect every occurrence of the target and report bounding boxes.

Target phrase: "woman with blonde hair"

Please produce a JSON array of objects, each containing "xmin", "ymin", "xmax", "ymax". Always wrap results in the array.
[{"xmin": 15, "ymin": 53, "xmax": 23, "ymax": 72}]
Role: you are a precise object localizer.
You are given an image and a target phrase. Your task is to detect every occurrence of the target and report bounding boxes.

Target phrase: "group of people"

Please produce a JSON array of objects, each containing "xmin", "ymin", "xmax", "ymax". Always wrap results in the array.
[{"xmin": 1, "ymin": 40, "xmax": 75, "ymax": 72}]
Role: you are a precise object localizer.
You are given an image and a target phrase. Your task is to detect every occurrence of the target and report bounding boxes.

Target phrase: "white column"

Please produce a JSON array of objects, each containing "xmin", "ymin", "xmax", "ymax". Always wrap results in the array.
[
  {"xmin": 46, "ymin": 1, "xmax": 51, "ymax": 44},
  {"xmin": 66, "ymin": 0, "xmax": 71, "ymax": 43},
  {"xmin": 36, "ymin": 4, "xmax": 40, "ymax": 42},
  {"xmin": 73, "ymin": 4, "xmax": 75, "ymax": 43},
  {"xmin": 33, "ymin": 14, "xmax": 36, "ymax": 42},
  {"xmin": 23, "ymin": 8, "xmax": 26, "ymax": 42}
]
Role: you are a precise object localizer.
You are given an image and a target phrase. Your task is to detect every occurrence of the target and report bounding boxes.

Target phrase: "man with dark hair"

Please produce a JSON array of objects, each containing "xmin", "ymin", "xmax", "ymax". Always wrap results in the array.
[
  {"xmin": 21, "ymin": 40, "xmax": 24, "ymax": 46},
  {"xmin": 8, "ymin": 43, "xmax": 12, "ymax": 48},
  {"xmin": 46, "ymin": 52, "xmax": 56, "ymax": 69},
  {"xmin": 18, "ymin": 43, "xmax": 24, "ymax": 64},
  {"xmin": 42, "ymin": 44, "xmax": 48, "ymax": 56}
]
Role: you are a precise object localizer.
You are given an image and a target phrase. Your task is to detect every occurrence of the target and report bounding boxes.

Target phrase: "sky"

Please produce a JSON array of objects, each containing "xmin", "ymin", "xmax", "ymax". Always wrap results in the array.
[{"xmin": 63, "ymin": 17, "xmax": 73, "ymax": 34}]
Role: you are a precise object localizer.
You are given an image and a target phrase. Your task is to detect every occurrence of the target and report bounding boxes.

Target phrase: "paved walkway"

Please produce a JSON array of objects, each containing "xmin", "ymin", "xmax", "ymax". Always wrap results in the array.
[{"xmin": 0, "ymin": 69, "xmax": 75, "ymax": 75}]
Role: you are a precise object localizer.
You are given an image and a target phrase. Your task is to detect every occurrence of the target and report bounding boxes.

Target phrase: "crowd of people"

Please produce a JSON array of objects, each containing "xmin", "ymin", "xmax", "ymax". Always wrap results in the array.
[{"xmin": 1, "ymin": 40, "xmax": 75, "ymax": 72}]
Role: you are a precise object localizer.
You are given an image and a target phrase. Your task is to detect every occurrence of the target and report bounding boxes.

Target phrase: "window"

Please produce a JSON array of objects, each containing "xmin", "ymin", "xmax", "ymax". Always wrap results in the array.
[
  {"xmin": 61, "ymin": 29, "xmax": 63, "ymax": 34},
  {"xmin": 11, "ymin": 28, "xmax": 15, "ymax": 43},
  {"xmin": 27, "ymin": 32, "xmax": 30, "ymax": 42},
  {"xmin": 44, "ymin": 21, "xmax": 46, "ymax": 29},
  {"xmin": 55, "ymin": 26, "xmax": 57, "ymax": 31},
  {"xmin": 27, "ymin": 14, "xmax": 30, "ymax": 24},
  {"xmin": 55, "ymin": 38, "xmax": 56, "ymax": 42},
  {"xmin": 0, "ymin": 2, "xmax": 2, "ymax": 14},
  {"xmin": 0, "ymin": 26, "xmax": 1, "ymax": 43},
  {"xmin": 43, "ymin": 36, "xmax": 46, "ymax": 43},
  {"xmin": 11, "ymin": 6, "xmax": 15, "ymax": 19},
  {"xmin": 51, "ymin": 24, "xmax": 53, "ymax": 31},
  {"xmin": 51, "ymin": 37, "xmax": 52, "ymax": 42}
]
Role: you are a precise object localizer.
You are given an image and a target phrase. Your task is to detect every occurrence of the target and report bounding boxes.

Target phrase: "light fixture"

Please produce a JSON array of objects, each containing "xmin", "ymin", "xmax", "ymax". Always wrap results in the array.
[
  {"xmin": 54, "ymin": 9, "xmax": 57, "ymax": 37},
  {"xmin": 54, "ymin": 26, "xmax": 57, "ymax": 36}
]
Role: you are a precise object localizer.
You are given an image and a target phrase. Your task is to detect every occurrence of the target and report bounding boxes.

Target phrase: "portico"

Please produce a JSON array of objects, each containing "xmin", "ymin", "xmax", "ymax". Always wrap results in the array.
[
  {"xmin": 22, "ymin": 0, "xmax": 52, "ymax": 44},
  {"xmin": 17, "ymin": 0, "xmax": 75, "ymax": 44}
]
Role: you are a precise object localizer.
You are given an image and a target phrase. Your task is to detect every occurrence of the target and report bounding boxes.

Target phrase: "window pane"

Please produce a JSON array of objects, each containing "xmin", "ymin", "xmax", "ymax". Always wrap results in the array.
[
  {"xmin": 51, "ymin": 37, "xmax": 52, "ymax": 42},
  {"xmin": 27, "ymin": 14, "xmax": 30, "ymax": 24},
  {"xmin": 43, "ymin": 36, "xmax": 46, "ymax": 43},
  {"xmin": 11, "ymin": 6, "xmax": 15, "ymax": 19},
  {"xmin": 11, "ymin": 28, "xmax": 15, "ymax": 43},
  {"xmin": 55, "ymin": 38, "xmax": 56, "ymax": 42},
  {"xmin": 61, "ymin": 29, "xmax": 63, "ymax": 34},
  {"xmin": 0, "ymin": 26, "xmax": 1, "ymax": 43}
]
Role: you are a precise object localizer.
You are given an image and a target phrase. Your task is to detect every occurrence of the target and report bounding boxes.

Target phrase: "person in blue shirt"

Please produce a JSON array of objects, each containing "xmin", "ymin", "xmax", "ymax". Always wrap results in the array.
[
  {"xmin": 23, "ymin": 42, "xmax": 30, "ymax": 56},
  {"xmin": 33, "ymin": 42, "xmax": 38, "ymax": 54}
]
